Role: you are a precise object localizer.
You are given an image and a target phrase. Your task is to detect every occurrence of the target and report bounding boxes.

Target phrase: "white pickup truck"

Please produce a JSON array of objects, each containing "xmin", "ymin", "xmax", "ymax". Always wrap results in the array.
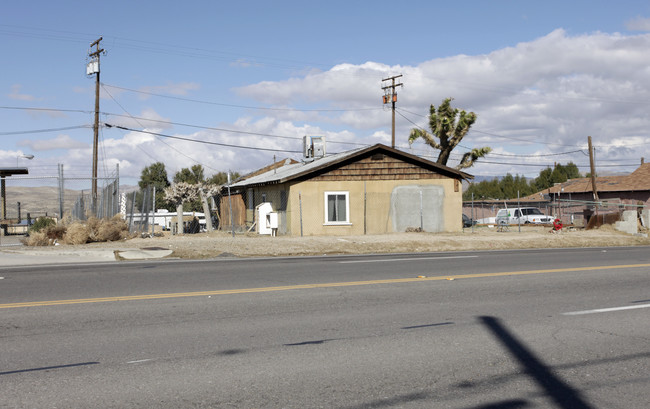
[{"xmin": 496, "ymin": 207, "xmax": 553, "ymax": 225}]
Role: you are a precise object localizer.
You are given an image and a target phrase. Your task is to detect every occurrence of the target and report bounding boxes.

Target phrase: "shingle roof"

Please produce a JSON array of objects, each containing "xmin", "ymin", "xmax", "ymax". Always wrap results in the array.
[{"xmin": 229, "ymin": 143, "xmax": 472, "ymax": 189}]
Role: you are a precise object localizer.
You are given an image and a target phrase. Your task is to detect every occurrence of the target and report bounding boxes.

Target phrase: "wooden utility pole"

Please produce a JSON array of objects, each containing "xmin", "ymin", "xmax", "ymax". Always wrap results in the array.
[
  {"xmin": 588, "ymin": 136, "xmax": 599, "ymax": 201},
  {"xmin": 381, "ymin": 75, "xmax": 403, "ymax": 148},
  {"xmin": 88, "ymin": 37, "xmax": 104, "ymax": 214}
]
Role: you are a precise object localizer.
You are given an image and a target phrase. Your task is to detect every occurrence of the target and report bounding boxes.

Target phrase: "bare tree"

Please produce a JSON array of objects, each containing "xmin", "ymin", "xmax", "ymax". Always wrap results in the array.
[
  {"xmin": 198, "ymin": 183, "xmax": 221, "ymax": 232},
  {"xmin": 164, "ymin": 182, "xmax": 198, "ymax": 234}
]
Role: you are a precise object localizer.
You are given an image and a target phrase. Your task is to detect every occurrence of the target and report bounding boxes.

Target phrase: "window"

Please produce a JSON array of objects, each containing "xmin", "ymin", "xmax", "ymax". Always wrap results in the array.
[{"xmin": 324, "ymin": 191, "xmax": 350, "ymax": 224}]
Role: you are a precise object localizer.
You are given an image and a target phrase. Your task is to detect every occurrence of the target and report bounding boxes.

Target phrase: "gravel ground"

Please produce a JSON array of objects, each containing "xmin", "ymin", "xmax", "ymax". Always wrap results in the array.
[{"xmin": 43, "ymin": 224, "xmax": 650, "ymax": 259}]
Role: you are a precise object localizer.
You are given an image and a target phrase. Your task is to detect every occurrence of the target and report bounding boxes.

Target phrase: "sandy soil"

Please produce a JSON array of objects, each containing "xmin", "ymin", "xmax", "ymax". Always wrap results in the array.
[{"xmin": 59, "ymin": 224, "xmax": 650, "ymax": 259}]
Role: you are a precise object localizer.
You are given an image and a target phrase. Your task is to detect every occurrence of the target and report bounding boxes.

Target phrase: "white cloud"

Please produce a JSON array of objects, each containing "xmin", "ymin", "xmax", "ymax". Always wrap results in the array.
[
  {"xmin": 7, "ymin": 84, "xmax": 38, "ymax": 101},
  {"xmin": 18, "ymin": 134, "xmax": 88, "ymax": 151},
  {"xmin": 625, "ymin": 16, "xmax": 650, "ymax": 31}
]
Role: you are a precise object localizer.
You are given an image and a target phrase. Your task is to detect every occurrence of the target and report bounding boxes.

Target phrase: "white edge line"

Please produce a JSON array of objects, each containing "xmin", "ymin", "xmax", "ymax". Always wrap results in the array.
[
  {"xmin": 562, "ymin": 303, "xmax": 650, "ymax": 316},
  {"xmin": 339, "ymin": 255, "xmax": 478, "ymax": 264}
]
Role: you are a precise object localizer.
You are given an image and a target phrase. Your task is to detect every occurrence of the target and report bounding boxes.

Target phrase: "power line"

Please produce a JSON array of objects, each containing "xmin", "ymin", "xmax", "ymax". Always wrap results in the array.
[
  {"xmin": 0, "ymin": 106, "xmax": 92, "ymax": 114},
  {"xmin": 0, "ymin": 125, "xmax": 90, "ymax": 136},
  {"xmin": 0, "ymin": 105, "xmax": 365, "ymax": 147},
  {"xmin": 102, "ymin": 83, "xmax": 381, "ymax": 112},
  {"xmin": 101, "ymin": 111, "xmax": 368, "ymax": 147},
  {"xmin": 101, "ymin": 84, "xmax": 214, "ymax": 169},
  {"xmin": 105, "ymin": 124, "xmax": 305, "ymax": 154}
]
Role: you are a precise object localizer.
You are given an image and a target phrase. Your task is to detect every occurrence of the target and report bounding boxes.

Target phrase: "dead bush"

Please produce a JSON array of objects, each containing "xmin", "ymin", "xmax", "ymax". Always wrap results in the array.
[
  {"xmin": 85, "ymin": 217, "xmax": 102, "ymax": 242},
  {"xmin": 95, "ymin": 216, "xmax": 129, "ymax": 242},
  {"xmin": 25, "ymin": 231, "xmax": 51, "ymax": 246},
  {"xmin": 61, "ymin": 216, "xmax": 131, "ymax": 245},
  {"xmin": 45, "ymin": 224, "xmax": 67, "ymax": 241},
  {"xmin": 63, "ymin": 223, "xmax": 90, "ymax": 245}
]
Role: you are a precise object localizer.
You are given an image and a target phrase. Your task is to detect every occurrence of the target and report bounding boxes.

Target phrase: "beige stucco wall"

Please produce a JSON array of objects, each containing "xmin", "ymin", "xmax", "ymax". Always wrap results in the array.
[{"xmin": 285, "ymin": 178, "xmax": 463, "ymax": 236}]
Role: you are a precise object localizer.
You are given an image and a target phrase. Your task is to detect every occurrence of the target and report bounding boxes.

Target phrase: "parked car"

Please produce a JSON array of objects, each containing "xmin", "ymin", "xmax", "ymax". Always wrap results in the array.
[
  {"xmin": 496, "ymin": 207, "xmax": 553, "ymax": 224},
  {"xmin": 462, "ymin": 214, "xmax": 477, "ymax": 227}
]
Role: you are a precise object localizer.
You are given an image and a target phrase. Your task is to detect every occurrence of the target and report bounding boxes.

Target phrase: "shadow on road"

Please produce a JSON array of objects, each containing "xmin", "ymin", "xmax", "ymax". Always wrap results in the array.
[
  {"xmin": 479, "ymin": 315, "xmax": 594, "ymax": 409},
  {"xmin": 0, "ymin": 361, "xmax": 99, "ymax": 376}
]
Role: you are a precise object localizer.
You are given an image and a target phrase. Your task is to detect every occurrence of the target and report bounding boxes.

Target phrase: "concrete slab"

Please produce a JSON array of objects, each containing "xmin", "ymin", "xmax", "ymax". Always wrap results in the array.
[{"xmin": 114, "ymin": 248, "xmax": 173, "ymax": 260}]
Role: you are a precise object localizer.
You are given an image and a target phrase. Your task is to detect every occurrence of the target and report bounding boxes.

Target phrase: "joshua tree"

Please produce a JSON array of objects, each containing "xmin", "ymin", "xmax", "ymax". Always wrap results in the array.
[{"xmin": 409, "ymin": 97, "xmax": 491, "ymax": 170}]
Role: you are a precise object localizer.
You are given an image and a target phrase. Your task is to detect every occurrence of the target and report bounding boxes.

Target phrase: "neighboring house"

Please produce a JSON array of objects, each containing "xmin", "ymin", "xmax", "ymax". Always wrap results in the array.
[
  {"xmin": 463, "ymin": 161, "xmax": 650, "ymax": 225},
  {"xmin": 219, "ymin": 142, "xmax": 472, "ymax": 236},
  {"xmin": 538, "ymin": 161, "xmax": 650, "ymax": 207}
]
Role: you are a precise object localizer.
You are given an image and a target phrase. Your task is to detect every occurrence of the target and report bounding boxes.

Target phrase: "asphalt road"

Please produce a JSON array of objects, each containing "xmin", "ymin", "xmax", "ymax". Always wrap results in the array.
[{"xmin": 1, "ymin": 247, "xmax": 649, "ymax": 408}]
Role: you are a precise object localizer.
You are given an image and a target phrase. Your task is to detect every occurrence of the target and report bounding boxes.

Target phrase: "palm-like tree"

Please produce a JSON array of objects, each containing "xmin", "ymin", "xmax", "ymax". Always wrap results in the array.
[{"xmin": 408, "ymin": 98, "xmax": 490, "ymax": 170}]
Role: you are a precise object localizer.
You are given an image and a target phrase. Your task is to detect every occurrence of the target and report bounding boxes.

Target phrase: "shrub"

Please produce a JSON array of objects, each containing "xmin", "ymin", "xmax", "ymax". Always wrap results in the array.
[{"xmin": 29, "ymin": 217, "xmax": 56, "ymax": 233}]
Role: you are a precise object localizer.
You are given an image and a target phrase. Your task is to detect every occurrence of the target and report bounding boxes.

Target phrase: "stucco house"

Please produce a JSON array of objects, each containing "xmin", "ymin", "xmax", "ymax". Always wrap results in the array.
[{"xmin": 219, "ymin": 142, "xmax": 472, "ymax": 236}]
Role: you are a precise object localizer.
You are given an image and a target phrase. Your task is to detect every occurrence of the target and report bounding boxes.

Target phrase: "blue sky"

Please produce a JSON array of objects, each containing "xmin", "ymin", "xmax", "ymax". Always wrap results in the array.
[{"xmin": 2, "ymin": 1, "xmax": 650, "ymax": 187}]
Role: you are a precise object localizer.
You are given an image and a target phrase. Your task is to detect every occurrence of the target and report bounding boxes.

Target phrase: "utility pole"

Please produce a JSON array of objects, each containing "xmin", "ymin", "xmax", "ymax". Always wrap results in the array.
[
  {"xmin": 588, "ymin": 136, "xmax": 599, "ymax": 201},
  {"xmin": 88, "ymin": 37, "xmax": 104, "ymax": 214},
  {"xmin": 381, "ymin": 74, "xmax": 403, "ymax": 148}
]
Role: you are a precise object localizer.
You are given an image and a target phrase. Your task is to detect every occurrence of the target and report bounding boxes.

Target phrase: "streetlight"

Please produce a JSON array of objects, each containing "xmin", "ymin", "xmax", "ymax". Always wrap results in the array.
[{"xmin": 16, "ymin": 154, "xmax": 34, "ymax": 167}]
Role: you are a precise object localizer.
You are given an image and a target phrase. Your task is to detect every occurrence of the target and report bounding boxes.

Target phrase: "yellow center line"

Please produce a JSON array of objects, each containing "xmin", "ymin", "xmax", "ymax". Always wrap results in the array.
[{"xmin": 1, "ymin": 263, "xmax": 649, "ymax": 309}]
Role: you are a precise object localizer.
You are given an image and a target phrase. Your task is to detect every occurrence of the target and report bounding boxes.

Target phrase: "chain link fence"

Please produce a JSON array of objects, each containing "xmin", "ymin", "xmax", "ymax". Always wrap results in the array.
[
  {"xmin": 463, "ymin": 196, "xmax": 648, "ymax": 230},
  {"xmin": 1, "ymin": 164, "xmax": 120, "ymax": 237}
]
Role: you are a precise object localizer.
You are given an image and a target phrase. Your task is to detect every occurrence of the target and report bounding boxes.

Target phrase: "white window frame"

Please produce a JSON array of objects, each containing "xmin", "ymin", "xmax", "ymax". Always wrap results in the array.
[{"xmin": 323, "ymin": 191, "xmax": 351, "ymax": 225}]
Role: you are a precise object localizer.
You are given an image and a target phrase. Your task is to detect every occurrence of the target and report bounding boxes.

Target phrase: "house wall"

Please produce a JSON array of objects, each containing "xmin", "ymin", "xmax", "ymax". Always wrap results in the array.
[
  {"xmin": 242, "ymin": 184, "xmax": 290, "ymax": 234},
  {"xmin": 287, "ymin": 178, "xmax": 462, "ymax": 236}
]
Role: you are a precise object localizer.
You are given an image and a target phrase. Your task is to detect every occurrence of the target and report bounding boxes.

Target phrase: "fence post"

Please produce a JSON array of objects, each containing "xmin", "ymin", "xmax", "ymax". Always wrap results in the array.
[
  {"xmin": 58, "ymin": 164, "xmax": 64, "ymax": 221},
  {"xmin": 299, "ymin": 192, "xmax": 303, "ymax": 237},
  {"xmin": 363, "ymin": 182, "xmax": 367, "ymax": 235},
  {"xmin": 517, "ymin": 191, "xmax": 521, "ymax": 233},
  {"xmin": 128, "ymin": 191, "xmax": 136, "ymax": 232},
  {"xmin": 114, "ymin": 180, "xmax": 118, "ymax": 218},
  {"xmin": 419, "ymin": 189, "xmax": 423, "ymax": 231},
  {"xmin": 151, "ymin": 186, "xmax": 156, "ymax": 236},
  {"xmin": 471, "ymin": 193, "xmax": 474, "ymax": 233},
  {"xmin": 228, "ymin": 172, "xmax": 234, "ymax": 238}
]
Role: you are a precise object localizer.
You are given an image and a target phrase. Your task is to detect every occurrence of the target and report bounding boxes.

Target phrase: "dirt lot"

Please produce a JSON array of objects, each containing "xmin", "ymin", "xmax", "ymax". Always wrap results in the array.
[{"xmin": 62, "ymin": 224, "xmax": 650, "ymax": 259}]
